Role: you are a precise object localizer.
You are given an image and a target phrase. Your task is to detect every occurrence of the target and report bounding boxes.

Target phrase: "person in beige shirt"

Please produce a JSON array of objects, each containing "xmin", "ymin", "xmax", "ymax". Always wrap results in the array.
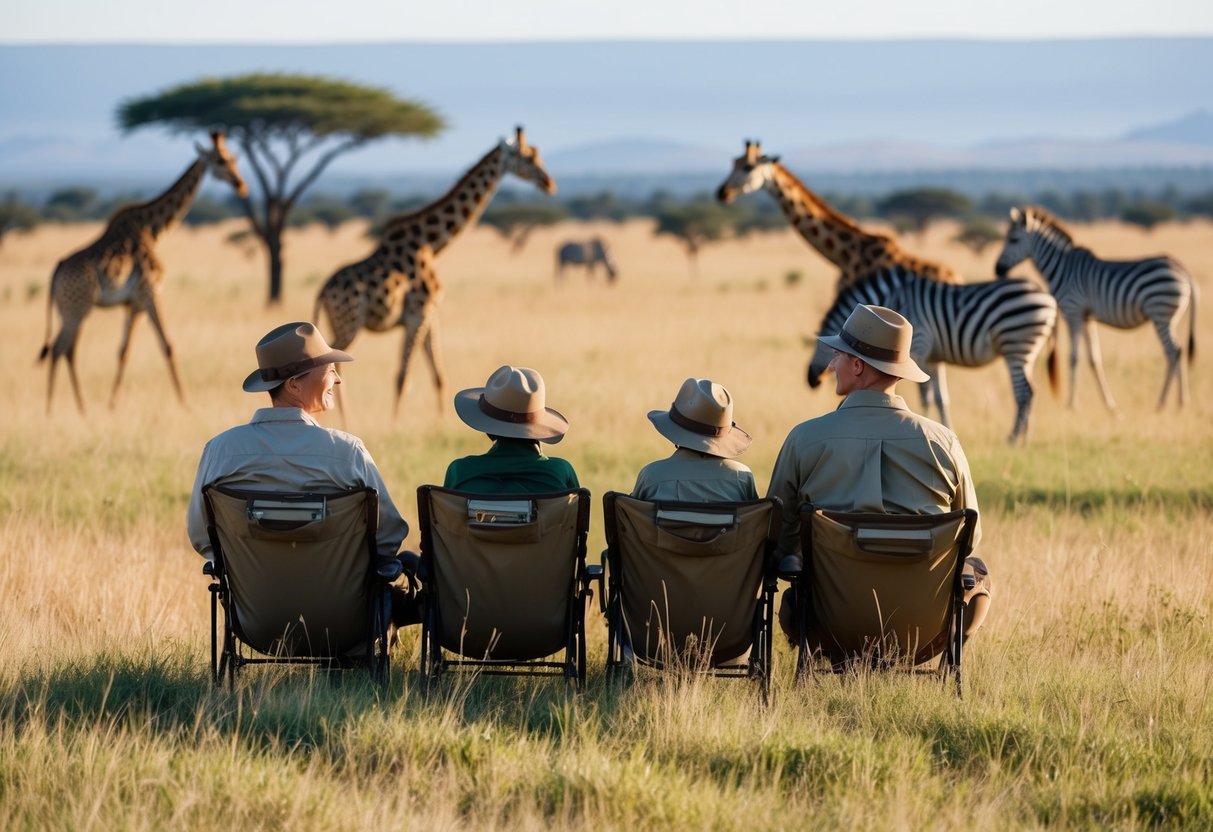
[
  {"xmin": 766, "ymin": 304, "xmax": 991, "ymax": 643},
  {"xmin": 632, "ymin": 377, "xmax": 758, "ymax": 503}
]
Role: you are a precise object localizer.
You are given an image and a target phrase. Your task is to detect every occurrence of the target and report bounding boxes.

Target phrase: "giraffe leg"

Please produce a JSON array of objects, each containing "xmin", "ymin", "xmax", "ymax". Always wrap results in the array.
[
  {"xmin": 1082, "ymin": 319, "xmax": 1117, "ymax": 412},
  {"xmin": 394, "ymin": 316, "xmax": 431, "ymax": 420},
  {"xmin": 64, "ymin": 337, "xmax": 87, "ymax": 416},
  {"xmin": 109, "ymin": 305, "xmax": 142, "ymax": 410},
  {"xmin": 421, "ymin": 316, "xmax": 447, "ymax": 416},
  {"xmin": 141, "ymin": 293, "xmax": 188, "ymax": 407}
]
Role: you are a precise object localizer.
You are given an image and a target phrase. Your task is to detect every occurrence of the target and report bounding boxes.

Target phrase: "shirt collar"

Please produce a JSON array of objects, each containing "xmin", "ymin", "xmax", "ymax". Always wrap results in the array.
[
  {"xmin": 249, "ymin": 406, "xmax": 321, "ymax": 426},
  {"xmin": 838, "ymin": 389, "xmax": 908, "ymax": 411}
]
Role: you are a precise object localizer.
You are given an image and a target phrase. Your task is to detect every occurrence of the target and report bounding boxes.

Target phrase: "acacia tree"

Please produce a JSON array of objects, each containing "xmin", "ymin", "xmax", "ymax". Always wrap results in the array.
[
  {"xmin": 118, "ymin": 73, "xmax": 444, "ymax": 303},
  {"xmin": 876, "ymin": 187, "xmax": 971, "ymax": 236},
  {"xmin": 653, "ymin": 200, "xmax": 732, "ymax": 276},
  {"xmin": 481, "ymin": 201, "xmax": 568, "ymax": 252}
]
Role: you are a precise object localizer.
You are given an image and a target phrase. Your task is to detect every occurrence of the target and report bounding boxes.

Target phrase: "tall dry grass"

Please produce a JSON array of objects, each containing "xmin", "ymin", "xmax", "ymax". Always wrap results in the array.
[{"xmin": 0, "ymin": 217, "xmax": 1210, "ymax": 829}]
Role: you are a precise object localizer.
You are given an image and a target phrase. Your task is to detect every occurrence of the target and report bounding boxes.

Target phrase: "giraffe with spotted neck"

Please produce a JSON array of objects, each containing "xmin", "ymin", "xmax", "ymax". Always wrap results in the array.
[
  {"xmin": 38, "ymin": 131, "xmax": 248, "ymax": 414},
  {"xmin": 314, "ymin": 127, "xmax": 556, "ymax": 418},
  {"xmin": 716, "ymin": 140, "xmax": 961, "ymax": 289}
]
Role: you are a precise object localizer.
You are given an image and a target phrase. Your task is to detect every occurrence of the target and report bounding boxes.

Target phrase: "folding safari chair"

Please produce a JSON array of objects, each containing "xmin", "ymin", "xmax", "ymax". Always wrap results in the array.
[
  {"xmin": 202, "ymin": 484, "xmax": 399, "ymax": 688},
  {"xmin": 791, "ymin": 505, "xmax": 979, "ymax": 696},
  {"xmin": 415, "ymin": 486, "xmax": 598, "ymax": 688},
  {"xmin": 600, "ymin": 493, "xmax": 781, "ymax": 701}
]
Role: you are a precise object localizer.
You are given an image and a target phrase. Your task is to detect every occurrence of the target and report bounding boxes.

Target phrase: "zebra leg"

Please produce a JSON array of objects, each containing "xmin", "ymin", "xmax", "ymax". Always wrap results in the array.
[
  {"xmin": 1153, "ymin": 318, "xmax": 1184, "ymax": 409},
  {"xmin": 1082, "ymin": 319, "xmax": 1118, "ymax": 412},
  {"xmin": 1005, "ymin": 359, "xmax": 1034, "ymax": 444},
  {"xmin": 931, "ymin": 364, "xmax": 951, "ymax": 428},
  {"xmin": 1065, "ymin": 316, "xmax": 1083, "ymax": 409}
]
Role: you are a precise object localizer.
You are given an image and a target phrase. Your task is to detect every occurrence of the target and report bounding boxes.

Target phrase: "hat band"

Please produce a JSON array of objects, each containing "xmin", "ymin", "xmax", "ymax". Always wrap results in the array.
[
  {"xmin": 478, "ymin": 394, "xmax": 542, "ymax": 424},
  {"xmin": 669, "ymin": 404, "xmax": 731, "ymax": 437},
  {"xmin": 259, "ymin": 356, "xmax": 326, "ymax": 382},
  {"xmin": 840, "ymin": 329, "xmax": 903, "ymax": 363}
]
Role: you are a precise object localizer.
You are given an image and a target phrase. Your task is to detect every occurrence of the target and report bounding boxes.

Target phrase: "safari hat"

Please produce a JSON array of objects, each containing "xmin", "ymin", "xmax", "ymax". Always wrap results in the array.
[
  {"xmin": 648, "ymin": 378, "xmax": 752, "ymax": 458},
  {"xmin": 242, "ymin": 321, "xmax": 353, "ymax": 393},
  {"xmin": 817, "ymin": 304, "xmax": 930, "ymax": 383},
  {"xmin": 453, "ymin": 365, "xmax": 569, "ymax": 444}
]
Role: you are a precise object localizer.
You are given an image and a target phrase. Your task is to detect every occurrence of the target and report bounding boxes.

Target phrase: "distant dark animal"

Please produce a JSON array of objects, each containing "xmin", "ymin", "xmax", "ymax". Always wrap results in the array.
[
  {"xmin": 555, "ymin": 238, "xmax": 618, "ymax": 283},
  {"xmin": 996, "ymin": 206, "xmax": 1197, "ymax": 411}
]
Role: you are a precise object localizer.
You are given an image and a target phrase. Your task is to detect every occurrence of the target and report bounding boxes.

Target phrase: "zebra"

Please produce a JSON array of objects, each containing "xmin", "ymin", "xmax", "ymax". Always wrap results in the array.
[
  {"xmin": 995, "ymin": 206, "xmax": 1197, "ymax": 411},
  {"xmin": 555, "ymin": 237, "xmax": 618, "ymax": 283},
  {"xmin": 806, "ymin": 266, "xmax": 1059, "ymax": 443}
]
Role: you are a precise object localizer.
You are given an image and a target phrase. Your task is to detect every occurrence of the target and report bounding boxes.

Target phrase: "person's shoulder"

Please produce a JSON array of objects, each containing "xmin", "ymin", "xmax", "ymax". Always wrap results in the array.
[{"xmin": 718, "ymin": 457, "xmax": 753, "ymax": 475}]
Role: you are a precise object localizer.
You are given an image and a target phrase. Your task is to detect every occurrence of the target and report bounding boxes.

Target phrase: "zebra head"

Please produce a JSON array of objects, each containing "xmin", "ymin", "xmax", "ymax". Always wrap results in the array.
[
  {"xmin": 995, "ymin": 206, "xmax": 1035, "ymax": 277},
  {"xmin": 716, "ymin": 139, "xmax": 780, "ymax": 204},
  {"xmin": 500, "ymin": 125, "xmax": 557, "ymax": 195}
]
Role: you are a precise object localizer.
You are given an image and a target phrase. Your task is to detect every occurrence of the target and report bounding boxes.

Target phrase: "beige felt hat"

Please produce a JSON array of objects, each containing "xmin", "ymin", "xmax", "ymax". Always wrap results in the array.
[
  {"xmin": 242, "ymin": 322, "xmax": 353, "ymax": 393},
  {"xmin": 817, "ymin": 304, "xmax": 930, "ymax": 383},
  {"xmin": 648, "ymin": 378, "xmax": 752, "ymax": 458},
  {"xmin": 453, "ymin": 365, "xmax": 569, "ymax": 444}
]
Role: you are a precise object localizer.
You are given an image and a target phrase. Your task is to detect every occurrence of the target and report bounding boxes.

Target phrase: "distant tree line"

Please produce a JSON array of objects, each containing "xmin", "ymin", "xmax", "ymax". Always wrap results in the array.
[{"xmin": 5, "ymin": 181, "xmax": 1213, "ymax": 254}]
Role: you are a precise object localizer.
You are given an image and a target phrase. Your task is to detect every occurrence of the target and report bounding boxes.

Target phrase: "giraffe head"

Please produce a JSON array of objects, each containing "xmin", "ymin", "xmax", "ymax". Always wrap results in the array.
[
  {"xmin": 716, "ymin": 140, "xmax": 780, "ymax": 204},
  {"xmin": 195, "ymin": 130, "xmax": 249, "ymax": 198},
  {"xmin": 500, "ymin": 126, "xmax": 557, "ymax": 195}
]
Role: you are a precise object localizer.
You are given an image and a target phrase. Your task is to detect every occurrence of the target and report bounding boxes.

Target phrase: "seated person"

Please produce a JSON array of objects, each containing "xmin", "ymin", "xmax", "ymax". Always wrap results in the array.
[
  {"xmin": 765, "ymin": 304, "xmax": 991, "ymax": 646},
  {"xmin": 186, "ymin": 321, "xmax": 419, "ymax": 625},
  {"xmin": 444, "ymin": 365, "xmax": 579, "ymax": 494},
  {"xmin": 632, "ymin": 377, "xmax": 758, "ymax": 502}
]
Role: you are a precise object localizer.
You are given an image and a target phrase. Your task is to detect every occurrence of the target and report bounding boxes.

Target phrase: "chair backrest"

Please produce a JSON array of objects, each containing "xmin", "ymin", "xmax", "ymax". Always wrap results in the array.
[
  {"xmin": 604, "ymin": 493, "xmax": 778, "ymax": 665},
  {"xmin": 801, "ymin": 506, "xmax": 977, "ymax": 664},
  {"xmin": 203, "ymin": 485, "xmax": 378, "ymax": 658},
  {"xmin": 418, "ymin": 486, "xmax": 590, "ymax": 660}
]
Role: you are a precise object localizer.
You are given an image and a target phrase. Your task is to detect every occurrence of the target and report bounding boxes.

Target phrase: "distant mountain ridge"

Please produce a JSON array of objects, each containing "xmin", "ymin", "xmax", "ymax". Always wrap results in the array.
[{"xmin": 1, "ymin": 39, "xmax": 1210, "ymax": 188}]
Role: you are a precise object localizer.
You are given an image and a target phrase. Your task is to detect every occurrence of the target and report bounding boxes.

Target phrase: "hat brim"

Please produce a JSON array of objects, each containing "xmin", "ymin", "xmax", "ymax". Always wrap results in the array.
[
  {"xmin": 242, "ymin": 350, "xmax": 354, "ymax": 393},
  {"xmin": 817, "ymin": 334, "xmax": 931, "ymax": 383},
  {"xmin": 453, "ymin": 387, "xmax": 569, "ymax": 444},
  {"xmin": 648, "ymin": 410, "xmax": 753, "ymax": 457}
]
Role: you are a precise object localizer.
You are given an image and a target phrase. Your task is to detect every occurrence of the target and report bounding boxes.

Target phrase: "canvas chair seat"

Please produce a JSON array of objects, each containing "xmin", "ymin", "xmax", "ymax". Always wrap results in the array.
[
  {"xmin": 415, "ymin": 486, "xmax": 595, "ymax": 687},
  {"xmin": 601, "ymin": 493, "xmax": 780, "ymax": 700},
  {"xmin": 202, "ymin": 484, "xmax": 393, "ymax": 686},
  {"xmin": 794, "ymin": 505, "xmax": 978, "ymax": 694}
]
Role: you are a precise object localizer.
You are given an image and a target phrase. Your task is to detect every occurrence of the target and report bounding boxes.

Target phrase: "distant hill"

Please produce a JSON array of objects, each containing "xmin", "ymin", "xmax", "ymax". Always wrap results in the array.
[{"xmin": 1, "ymin": 39, "xmax": 1211, "ymax": 191}]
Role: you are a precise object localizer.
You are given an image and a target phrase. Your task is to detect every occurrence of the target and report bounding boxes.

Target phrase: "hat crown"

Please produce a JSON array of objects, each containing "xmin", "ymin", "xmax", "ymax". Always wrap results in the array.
[
  {"xmin": 483, "ymin": 365, "xmax": 546, "ymax": 414},
  {"xmin": 672, "ymin": 378, "xmax": 733, "ymax": 430},
  {"xmin": 255, "ymin": 322, "xmax": 335, "ymax": 371},
  {"xmin": 840, "ymin": 305, "xmax": 913, "ymax": 362}
]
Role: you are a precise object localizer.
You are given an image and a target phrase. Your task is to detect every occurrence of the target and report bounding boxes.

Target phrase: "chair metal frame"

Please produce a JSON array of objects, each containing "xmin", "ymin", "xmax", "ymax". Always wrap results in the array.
[
  {"xmin": 792, "ymin": 505, "xmax": 978, "ymax": 696},
  {"xmin": 415, "ymin": 485, "xmax": 598, "ymax": 689},
  {"xmin": 600, "ymin": 493, "xmax": 781, "ymax": 702},
  {"xmin": 202, "ymin": 484, "xmax": 393, "ymax": 688}
]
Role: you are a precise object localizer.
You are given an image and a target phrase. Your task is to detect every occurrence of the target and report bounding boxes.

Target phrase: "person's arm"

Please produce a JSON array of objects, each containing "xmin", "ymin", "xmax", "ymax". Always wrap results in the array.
[
  {"xmin": 186, "ymin": 446, "xmax": 215, "ymax": 561},
  {"xmin": 741, "ymin": 469, "xmax": 759, "ymax": 501},
  {"xmin": 951, "ymin": 437, "xmax": 982, "ymax": 552},
  {"xmin": 764, "ymin": 436, "xmax": 803, "ymax": 555},
  {"xmin": 630, "ymin": 462, "xmax": 653, "ymax": 499},
  {"xmin": 353, "ymin": 441, "xmax": 410, "ymax": 557}
]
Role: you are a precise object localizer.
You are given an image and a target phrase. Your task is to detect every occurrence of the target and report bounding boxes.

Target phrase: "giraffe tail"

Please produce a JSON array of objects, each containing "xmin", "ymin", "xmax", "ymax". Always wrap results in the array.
[{"xmin": 37, "ymin": 265, "xmax": 58, "ymax": 363}]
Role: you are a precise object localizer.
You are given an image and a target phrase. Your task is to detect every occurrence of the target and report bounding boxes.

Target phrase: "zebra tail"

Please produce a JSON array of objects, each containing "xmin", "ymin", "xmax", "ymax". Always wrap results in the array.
[
  {"xmin": 1046, "ymin": 330, "xmax": 1060, "ymax": 396},
  {"xmin": 1188, "ymin": 276, "xmax": 1198, "ymax": 364}
]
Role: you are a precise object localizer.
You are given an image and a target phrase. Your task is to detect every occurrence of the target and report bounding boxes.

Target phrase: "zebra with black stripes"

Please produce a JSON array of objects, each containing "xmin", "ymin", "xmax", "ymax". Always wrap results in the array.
[
  {"xmin": 806, "ymin": 266, "xmax": 1058, "ymax": 443},
  {"xmin": 995, "ymin": 206, "xmax": 1197, "ymax": 410}
]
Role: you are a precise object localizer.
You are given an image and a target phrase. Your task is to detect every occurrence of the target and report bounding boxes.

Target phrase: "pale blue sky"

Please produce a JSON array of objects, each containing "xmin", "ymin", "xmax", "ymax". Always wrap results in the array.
[{"xmin": 6, "ymin": 0, "xmax": 1213, "ymax": 42}]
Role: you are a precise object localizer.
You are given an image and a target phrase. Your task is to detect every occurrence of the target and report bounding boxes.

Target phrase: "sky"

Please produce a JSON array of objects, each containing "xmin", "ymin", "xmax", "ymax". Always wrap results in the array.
[{"xmin": 6, "ymin": 0, "xmax": 1213, "ymax": 42}]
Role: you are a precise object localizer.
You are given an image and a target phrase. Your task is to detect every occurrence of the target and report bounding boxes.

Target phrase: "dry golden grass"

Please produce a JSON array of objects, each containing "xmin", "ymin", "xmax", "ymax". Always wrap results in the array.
[{"xmin": 1, "ymin": 215, "xmax": 1211, "ymax": 829}]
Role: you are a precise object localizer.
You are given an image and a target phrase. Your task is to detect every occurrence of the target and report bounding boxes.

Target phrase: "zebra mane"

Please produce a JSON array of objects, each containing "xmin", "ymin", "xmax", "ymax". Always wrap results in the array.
[{"xmin": 1024, "ymin": 206, "xmax": 1075, "ymax": 245}]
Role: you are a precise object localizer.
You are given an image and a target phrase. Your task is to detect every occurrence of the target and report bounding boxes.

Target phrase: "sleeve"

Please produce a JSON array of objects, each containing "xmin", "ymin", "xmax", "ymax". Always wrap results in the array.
[
  {"xmin": 186, "ymin": 444, "xmax": 215, "ymax": 561},
  {"xmin": 764, "ymin": 434, "xmax": 804, "ymax": 555},
  {"xmin": 950, "ymin": 436, "xmax": 982, "ymax": 553},
  {"xmin": 564, "ymin": 460, "xmax": 581, "ymax": 489},
  {"xmin": 352, "ymin": 440, "xmax": 410, "ymax": 557},
  {"xmin": 630, "ymin": 463, "xmax": 654, "ymax": 499},
  {"xmin": 741, "ymin": 470, "xmax": 759, "ymax": 501}
]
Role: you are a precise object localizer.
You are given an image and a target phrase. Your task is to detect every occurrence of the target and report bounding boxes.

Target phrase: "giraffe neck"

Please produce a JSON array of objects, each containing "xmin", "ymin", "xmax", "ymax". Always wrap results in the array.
[
  {"xmin": 766, "ymin": 165, "xmax": 882, "ymax": 275},
  {"xmin": 381, "ymin": 146, "xmax": 507, "ymax": 256},
  {"xmin": 111, "ymin": 157, "xmax": 208, "ymax": 240}
]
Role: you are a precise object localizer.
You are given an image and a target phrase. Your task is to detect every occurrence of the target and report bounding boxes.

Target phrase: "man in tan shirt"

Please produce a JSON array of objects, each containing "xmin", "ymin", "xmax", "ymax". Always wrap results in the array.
[{"xmin": 766, "ymin": 304, "xmax": 991, "ymax": 643}]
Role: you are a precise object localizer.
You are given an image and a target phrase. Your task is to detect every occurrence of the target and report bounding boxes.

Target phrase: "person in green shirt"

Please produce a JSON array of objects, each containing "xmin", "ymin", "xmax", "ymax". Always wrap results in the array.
[{"xmin": 444, "ymin": 365, "xmax": 580, "ymax": 494}]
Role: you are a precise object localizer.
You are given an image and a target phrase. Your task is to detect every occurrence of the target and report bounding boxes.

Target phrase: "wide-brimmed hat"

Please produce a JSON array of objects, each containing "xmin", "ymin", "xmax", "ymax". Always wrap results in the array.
[
  {"xmin": 242, "ymin": 321, "xmax": 354, "ymax": 393},
  {"xmin": 648, "ymin": 378, "xmax": 752, "ymax": 458},
  {"xmin": 817, "ymin": 304, "xmax": 930, "ymax": 383},
  {"xmin": 453, "ymin": 365, "xmax": 569, "ymax": 444}
]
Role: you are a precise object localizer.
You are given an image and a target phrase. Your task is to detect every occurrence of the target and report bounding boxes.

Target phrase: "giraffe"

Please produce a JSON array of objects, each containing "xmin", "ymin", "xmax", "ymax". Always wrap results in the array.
[
  {"xmin": 716, "ymin": 140, "xmax": 962, "ymax": 289},
  {"xmin": 38, "ymin": 131, "xmax": 248, "ymax": 414},
  {"xmin": 313, "ymin": 127, "xmax": 556, "ymax": 418},
  {"xmin": 716, "ymin": 139, "xmax": 965, "ymax": 419}
]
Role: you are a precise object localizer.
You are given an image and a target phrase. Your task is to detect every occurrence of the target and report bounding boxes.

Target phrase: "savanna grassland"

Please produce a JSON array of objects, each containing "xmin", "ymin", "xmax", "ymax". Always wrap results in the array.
[{"xmin": 0, "ymin": 215, "xmax": 1211, "ymax": 830}]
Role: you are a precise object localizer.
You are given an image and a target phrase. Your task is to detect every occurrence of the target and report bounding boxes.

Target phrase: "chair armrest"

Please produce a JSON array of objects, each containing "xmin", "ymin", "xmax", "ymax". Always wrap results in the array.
[{"xmin": 202, "ymin": 560, "xmax": 216, "ymax": 577}]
